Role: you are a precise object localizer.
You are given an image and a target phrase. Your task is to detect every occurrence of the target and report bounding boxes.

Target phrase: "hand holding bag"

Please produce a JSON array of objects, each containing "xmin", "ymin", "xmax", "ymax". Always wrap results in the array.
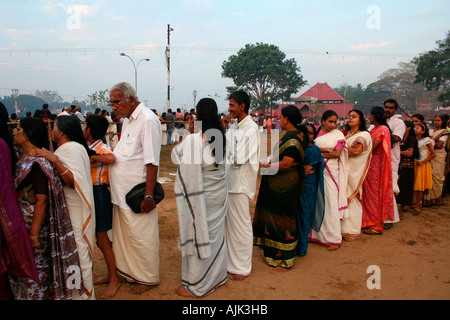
[{"xmin": 125, "ymin": 181, "xmax": 165, "ymax": 214}]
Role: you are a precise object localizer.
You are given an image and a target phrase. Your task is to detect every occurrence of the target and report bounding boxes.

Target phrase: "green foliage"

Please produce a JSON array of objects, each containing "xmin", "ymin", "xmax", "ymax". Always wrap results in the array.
[
  {"xmin": 0, "ymin": 94, "xmax": 47, "ymax": 115},
  {"xmin": 414, "ymin": 31, "xmax": 450, "ymax": 105},
  {"xmin": 222, "ymin": 43, "xmax": 306, "ymax": 113}
]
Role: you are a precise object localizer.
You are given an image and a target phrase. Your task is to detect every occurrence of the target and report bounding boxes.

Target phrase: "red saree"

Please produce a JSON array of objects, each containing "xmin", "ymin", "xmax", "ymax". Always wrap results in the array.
[{"xmin": 362, "ymin": 125, "xmax": 394, "ymax": 233}]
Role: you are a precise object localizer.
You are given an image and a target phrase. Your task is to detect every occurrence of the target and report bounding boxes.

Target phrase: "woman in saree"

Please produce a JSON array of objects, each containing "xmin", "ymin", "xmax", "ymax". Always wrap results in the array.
[
  {"xmin": 341, "ymin": 110, "xmax": 372, "ymax": 242},
  {"xmin": 423, "ymin": 115, "xmax": 448, "ymax": 206},
  {"xmin": 296, "ymin": 123, "xmax": 325, "ymax": 256},
  {"xmin": 310, "ymin": 110, "xmax": 349, "ymax": 251},
  {"xmin": 253, "ymin": 105, "xmax": 307, "ymax": 271},
  {"xmin": 0, "ymin": 104, "xmax": 37, "ymax": 300},
  {"xmin": 397, "ymin": 121, "xmax": 420, "ymax": 216},
  {"xmin": 362, "ymin": 107, "xmax": 394, "ymax": 235},
  {"xmin": 36, "ymin": 116, "xmax": 96, "ymax": 300},
  {"xmin": 172, "ymin": 98, "xmax": 228, "ymax": 298},
  {"xmin": 9, "ymin": 117, "xmax": 84, "ymax": 300}
]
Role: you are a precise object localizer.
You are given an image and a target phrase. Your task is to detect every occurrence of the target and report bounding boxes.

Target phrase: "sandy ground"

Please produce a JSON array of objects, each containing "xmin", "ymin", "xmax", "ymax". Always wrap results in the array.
[{"xmin": 92, "ymin": 142, "xmax": 450, "ymax": 301}]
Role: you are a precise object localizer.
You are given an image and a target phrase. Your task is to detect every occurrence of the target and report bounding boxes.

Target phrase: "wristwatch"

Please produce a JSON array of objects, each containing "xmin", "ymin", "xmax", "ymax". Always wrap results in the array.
[{"xmin": 144, "ymin": 194, "xmax": 154, "ymax": 201}]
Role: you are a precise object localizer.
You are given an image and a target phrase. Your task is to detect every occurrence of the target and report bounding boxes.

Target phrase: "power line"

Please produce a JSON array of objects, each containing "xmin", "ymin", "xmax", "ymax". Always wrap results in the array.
[{"xmin": 0, "ymin": 46, "xmax": 417, "ymax": 58}]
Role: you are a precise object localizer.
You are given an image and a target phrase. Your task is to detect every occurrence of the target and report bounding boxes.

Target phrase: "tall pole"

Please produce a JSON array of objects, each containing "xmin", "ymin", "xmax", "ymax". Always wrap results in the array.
[
  {"xmin": 120, "ymin": 53, "xmax": 150, "ymax": 94},
  {"xmin": 166, "ymin": 24, "xmax": 174, "ymax": 111},
  {"xmin": 193, "ymin": 90, "xmax": 197, "ymax": 108},
  {"xmin": 12, "ymin": 89, "xmax": 19, "ymax": 114}
]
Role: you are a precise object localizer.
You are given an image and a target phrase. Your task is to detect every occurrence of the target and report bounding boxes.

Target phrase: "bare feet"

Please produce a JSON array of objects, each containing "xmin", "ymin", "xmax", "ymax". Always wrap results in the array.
[
  {"xmin": 101, "ymin": 278, "xmax": 122, "ymax": 299},
  {"xmin": 327, "ymin": 245, "xmax": 340, "ymax": 251},
  {"xmin": 93, "ymin": 276, "xmax": 109, "ymax": 286},
  {"xmin": 175, "ymin": 286, "xmax": 194, "ymax": 297},
  {"xmin": 342, "ymin": 234, "xmax": 360, "ymax": 242},
  {"xmin": 127, "ymin": 283, "xmax": 158, "ymax": 295},
  {"xmin": 230, "ymin": 274, "xmax": 248, "ymax": 281}
]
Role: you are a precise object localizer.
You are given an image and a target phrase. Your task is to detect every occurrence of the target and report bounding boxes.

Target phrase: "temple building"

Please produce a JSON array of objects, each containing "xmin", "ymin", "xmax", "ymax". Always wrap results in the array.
[{"xmin": 276, "ymin": 82, "xmax": 353, "ymax": 119}]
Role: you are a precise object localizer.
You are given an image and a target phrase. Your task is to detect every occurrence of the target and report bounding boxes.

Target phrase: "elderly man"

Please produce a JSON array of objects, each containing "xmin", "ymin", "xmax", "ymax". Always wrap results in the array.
[
  {"xmin": 223, "ymin": 91, "xmax": 260, "ymax": 281},
  {"xmin": 108, "ymin": 82, "xmax": 162, "ymax": 294}
]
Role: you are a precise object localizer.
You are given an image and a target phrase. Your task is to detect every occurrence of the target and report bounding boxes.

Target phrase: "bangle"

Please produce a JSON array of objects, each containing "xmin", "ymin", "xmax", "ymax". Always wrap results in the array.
[
  {"xmin": 60, "ymin": 167, "xmax": 69, "ymax": 176},
  {"xmin": 29, "ymin": 235, "xmax": 38, "ymax": 240}
]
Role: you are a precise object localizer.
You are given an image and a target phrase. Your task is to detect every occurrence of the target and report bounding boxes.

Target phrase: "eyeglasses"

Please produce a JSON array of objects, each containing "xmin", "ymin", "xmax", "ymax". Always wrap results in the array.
[
  {"xmin": 347, "ymin": 114, "xmax": 359, "ymax": 119},
  {"xmin": 107, "ymin": 99, "xmax": 127, "ymax": 108}
]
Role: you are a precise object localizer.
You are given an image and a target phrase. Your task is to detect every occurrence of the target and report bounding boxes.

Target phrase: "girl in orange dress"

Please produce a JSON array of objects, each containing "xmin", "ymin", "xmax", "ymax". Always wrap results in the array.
[{"xmin": 412, "ymin": 123, "xmax": 436, "ymax": 215}]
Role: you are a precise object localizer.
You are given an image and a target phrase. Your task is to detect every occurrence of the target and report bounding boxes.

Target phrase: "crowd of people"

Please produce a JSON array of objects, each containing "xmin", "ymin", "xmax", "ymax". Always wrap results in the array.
[{"xmin": 1, "ymin": 83, "xmax": 449, "ymax": 300}]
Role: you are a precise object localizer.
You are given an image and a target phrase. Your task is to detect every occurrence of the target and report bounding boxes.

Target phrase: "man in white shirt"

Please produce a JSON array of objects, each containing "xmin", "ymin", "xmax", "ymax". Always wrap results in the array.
[
  {"xmin": 108, "ymin": 82, "xmax": 162, "ymax": 295},
  {"xmin": 223, "ymin": 91, "xmax": 260, "ymax": 281},
  {"xmin": 385, "ymin": 99, "xmax": 406, "ymax": 225}
]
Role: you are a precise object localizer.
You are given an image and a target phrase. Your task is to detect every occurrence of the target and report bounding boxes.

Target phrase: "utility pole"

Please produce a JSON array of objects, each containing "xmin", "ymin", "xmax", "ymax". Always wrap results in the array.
[
  {"xmin": 12, "ymin": 89, "xmax": 19, "ymax": 114},
  {"xmin": 193, "ymin": 90, "xmax": 197, "ymax": 108},
  {"xmin": 166, "ymin": 24, "xmax": 174, "ymax": 111}
]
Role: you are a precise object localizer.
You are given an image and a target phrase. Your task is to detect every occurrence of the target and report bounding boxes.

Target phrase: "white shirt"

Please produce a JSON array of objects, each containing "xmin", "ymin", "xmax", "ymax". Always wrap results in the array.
[
  {"xmin": 418, "ymin": 137, "xmax": 434, "ymax": 161},
  {"xmin": 387, "ymin": 116, "xmax": 406, "ymax": 173},
  {"xmin": 226, "ymin": 115, "xmax": 260, "ymax": 199},
  {"xmin": 109, "ymin": 103, "xmax": 162, "ymax": 210}
]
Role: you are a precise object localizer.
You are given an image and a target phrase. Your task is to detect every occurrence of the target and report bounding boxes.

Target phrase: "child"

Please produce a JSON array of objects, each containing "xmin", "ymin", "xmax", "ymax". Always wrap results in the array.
[
  {"xmin": 413, "ymin": 123, "xmax": 436, "ymax": 215},
  {"xmin": 83, "ymin": 114, "xmax": 121, "ymax": 299}
]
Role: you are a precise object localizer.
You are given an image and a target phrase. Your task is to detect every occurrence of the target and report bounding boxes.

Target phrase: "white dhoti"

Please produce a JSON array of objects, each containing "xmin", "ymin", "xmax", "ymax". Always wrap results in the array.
[
  {"xmin": 179, "ymin": 169, "xmax": 228, "ymax": 297},
  {"xmin": 386, "ymin": 171, "xmax": 400, "ymax": 224},
  {"xmin": 225, "ymin": 193, "xmax": 253, "ymax": 277},
  {"xmin": 112, "ymin": 205, "xmax": 160, "ymax": 285}
]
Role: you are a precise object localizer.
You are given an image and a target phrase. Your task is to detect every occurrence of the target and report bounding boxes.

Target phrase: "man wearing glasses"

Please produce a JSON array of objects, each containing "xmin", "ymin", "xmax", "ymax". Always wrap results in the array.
[
  {"xmin": 108, "ymin": 82, "xmax": 162, "ymax": 295},
  {"xmin": 385, "ymin": 99, "xmax": 406, "ymax": 226}
]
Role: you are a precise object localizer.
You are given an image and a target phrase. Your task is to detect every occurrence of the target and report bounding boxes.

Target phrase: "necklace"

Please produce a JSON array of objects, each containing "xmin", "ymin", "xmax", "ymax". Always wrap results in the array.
[{"xmin": 347, "ymin": 129, "xmax": 360, "ymax": 138}]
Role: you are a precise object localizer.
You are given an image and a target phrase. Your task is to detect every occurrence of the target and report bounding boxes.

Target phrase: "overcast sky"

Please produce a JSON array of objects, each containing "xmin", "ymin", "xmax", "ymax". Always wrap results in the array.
[{"xmin": 0, "ymin": 0, "xmax": 449, "ymax": 112}]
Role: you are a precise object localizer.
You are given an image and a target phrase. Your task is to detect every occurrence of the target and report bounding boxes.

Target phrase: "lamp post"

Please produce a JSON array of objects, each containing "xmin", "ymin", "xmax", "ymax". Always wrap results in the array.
[
  {"xmin": 193, "ymin": 90, "xmax": 197, "ymax": 108},
  {"xmin": 119, "ymin": 53, "xmax": 150, "ymax": 94},
  {"xmin": 12, "ymin": 89, "xmax": 19, "ymax": 114}
]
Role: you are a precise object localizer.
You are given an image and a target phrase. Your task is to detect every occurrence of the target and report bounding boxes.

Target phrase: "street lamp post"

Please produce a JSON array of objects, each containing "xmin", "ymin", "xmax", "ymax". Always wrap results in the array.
[
  {"xmin": 119, "ymin": 53, "xmax": 150, "ymax": 94},
  {"xmin": 12, "ymin": 89, "xmax": 19, "ymax": 114},
  {"xmin": 193, "ymin": 90, "xmax": 197, "ymax": 108}
]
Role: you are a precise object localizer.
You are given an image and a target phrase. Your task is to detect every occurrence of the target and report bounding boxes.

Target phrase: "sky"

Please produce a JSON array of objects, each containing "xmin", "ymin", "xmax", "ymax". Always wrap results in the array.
[{"xmin": 0, "ymin": 0, "xmax": 449, "ymax": 113}]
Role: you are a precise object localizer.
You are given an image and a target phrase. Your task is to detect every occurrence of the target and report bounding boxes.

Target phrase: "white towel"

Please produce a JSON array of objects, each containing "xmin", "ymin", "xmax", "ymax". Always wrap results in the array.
[{"xmin": 172, "ymin": 133, "xmax": 211, "ymax": 260}]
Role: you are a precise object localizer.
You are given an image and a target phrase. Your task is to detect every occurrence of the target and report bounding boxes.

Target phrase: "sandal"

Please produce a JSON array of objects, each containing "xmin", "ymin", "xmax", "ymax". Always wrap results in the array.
[
  {"xmin": 412, "ymin": 209, "xmax": 421, "ymax": 216},
  {"xmin": 384, "ymin": 223, "xmax": 393, "ymax": 230},
  {"xmin": 363, "ymin": 228, "xmax": 382, "ymax": 235}
]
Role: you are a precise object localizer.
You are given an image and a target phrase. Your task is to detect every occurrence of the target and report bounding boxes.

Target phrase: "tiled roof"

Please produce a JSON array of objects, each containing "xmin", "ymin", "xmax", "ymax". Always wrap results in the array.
[{"xmin": 297, "ymin": 82, "xmax": 345, "ymax": 102}]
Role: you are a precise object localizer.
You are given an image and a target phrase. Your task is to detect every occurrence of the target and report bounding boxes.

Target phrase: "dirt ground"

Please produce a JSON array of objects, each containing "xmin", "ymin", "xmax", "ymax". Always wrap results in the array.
[{"xmin": 92, "ymin": 142, "xmax": 450, "ymax": 301}]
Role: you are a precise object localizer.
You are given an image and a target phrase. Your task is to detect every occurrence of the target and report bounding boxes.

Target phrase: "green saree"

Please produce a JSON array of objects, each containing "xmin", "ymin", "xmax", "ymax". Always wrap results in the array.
[{"xmin": 253, "ymin": 131, "xmax": 305, "ymax": 269}]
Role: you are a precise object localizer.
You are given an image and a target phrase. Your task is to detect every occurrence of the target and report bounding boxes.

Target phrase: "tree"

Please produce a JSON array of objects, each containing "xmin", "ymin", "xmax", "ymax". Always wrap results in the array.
[
  {"xmin": 87, "ymin": 89, "xmax": 109, "ymax": 111},
  {"xmin": 34, "ymin": 90, "xmax": 64, "ymax": 104},
  {"xmin": 222, "ymin": 43, "xmax": 306, "ymax": 114},
  {"xmin": 414, "ymin": 31, "xmax": 450, "ymax": 105},
  {"xmin": 367, "ymin": 61, "xmax": 440, "ymax": 111},
  {"xmin": 0, "ymin": 94, "xmax": 47, "ymax": 116}
]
